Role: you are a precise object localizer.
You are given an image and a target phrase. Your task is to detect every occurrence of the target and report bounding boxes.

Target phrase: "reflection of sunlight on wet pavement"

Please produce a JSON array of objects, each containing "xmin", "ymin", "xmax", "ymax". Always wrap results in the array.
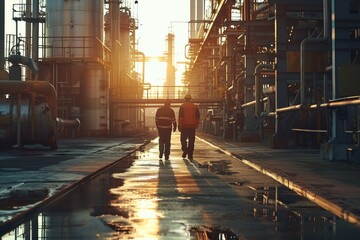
[
  {"xmin": 106, "ymin": 146, "xmax": 162, "ymax": 239},
  {"xmin": 134, "ymin": 199, "xmax": 160, "ymax": 239}
]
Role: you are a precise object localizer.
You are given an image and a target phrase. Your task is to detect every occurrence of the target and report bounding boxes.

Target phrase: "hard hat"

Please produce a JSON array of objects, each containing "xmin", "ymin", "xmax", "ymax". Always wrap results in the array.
[
  {"xmin": 164, "ymin": 99, "xmax": 171, "ymax": 105},
  {"xmin": 184, "ymin": 93, "xmax": 192, "ymax": 99}
]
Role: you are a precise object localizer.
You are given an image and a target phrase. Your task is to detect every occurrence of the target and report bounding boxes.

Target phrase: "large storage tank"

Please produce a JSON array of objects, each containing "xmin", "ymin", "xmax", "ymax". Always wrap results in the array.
[
  {"xmin": 45, "ymin": 0, "xmax": 104, "ymax": 58},
  {"xmin": 45, "ymin": 0, "xmax": 109, "ymax": 136}
]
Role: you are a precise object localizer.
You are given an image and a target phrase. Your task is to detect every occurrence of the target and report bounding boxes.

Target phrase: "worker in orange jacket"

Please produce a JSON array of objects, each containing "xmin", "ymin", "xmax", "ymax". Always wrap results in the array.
[
  {"xmin": 178, "ymin": 94, "xmax": 200, "ymax": 160},
  {"xmin": 155, "ymin": 99, "xmax": 177, "ymax": 160}
]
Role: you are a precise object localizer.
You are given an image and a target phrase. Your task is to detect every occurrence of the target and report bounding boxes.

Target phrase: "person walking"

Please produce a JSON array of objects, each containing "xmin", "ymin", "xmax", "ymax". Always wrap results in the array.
[
  {"xmin": 178, "ymin": 94, "xmax": 200, "ymax": 160},
  {"xmin": 155, "ymin": 99, "xmax": 177, "ymax": 160}
]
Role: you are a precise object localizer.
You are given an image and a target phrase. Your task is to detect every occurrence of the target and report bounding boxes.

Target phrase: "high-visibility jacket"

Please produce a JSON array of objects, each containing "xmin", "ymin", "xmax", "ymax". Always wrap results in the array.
[
  {"xmin": 178, "ymin": 101, "xmax": 200, "ymax": 129},
  {"xmin": 155, "ymin": 106, "xmax": 177, "ymax": 129}
]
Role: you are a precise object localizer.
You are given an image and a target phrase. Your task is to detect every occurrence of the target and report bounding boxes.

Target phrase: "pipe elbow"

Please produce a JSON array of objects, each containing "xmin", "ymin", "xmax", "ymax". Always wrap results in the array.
[{"xmin": 8, "ymin": 55, "xmax": 39, "ymax": 75}]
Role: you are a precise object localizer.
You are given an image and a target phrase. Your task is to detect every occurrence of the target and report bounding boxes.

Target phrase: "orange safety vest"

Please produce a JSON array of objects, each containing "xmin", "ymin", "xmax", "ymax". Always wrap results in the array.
[{"xmin": 178, "ymin": 101, "xmax": 200, "ymax": 128}]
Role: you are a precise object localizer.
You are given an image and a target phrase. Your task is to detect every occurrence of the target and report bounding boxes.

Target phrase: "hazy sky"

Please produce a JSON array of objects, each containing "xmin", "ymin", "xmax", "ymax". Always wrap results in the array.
[
  {"xmin": 135, "ymin": 0, "xmax": 190, "ymax": 85},
  {"xmin": 4, "ymin": 0, "xmax": 190, "ymax": 84},
  {"xmin": 4, "ymin": 0, "xmax": 190, "ymax": 58},
  {"xmin": 136, "ymin": 0, "xmax": 190, "ymax": 58}
]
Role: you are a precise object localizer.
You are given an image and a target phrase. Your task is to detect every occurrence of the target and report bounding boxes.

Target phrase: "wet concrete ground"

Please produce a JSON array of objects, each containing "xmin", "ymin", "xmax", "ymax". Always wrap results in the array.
[
  {"xmin": 0, "ymin": 133, "xmax": 155, "ymax": 229},
  {"xmin": 2, "ymin": 132, "xmax": 360, "ymax": 239}
]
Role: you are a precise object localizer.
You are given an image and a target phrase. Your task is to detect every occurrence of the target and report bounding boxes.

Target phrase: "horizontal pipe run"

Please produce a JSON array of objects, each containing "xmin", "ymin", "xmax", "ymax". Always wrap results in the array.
[
  {"xmin": 276, "ymin": 96, "xmax": 360, "ymax": 114},
  {"xmin": 292, "ymin": 128, "xmax": 327, "ymax": 133},
  {"xmin": 276, "ymin": 104, "xmax": 302, "ymax": 113},
  {"xmin": 56, "ymin": 118, "xmax": 81, "ymax": 129},
  {"xmin": 317, "ymin": 98, "xmax": 360, "ymax": 108},
  {"xmin": 240, "ymin": 97, "xmax": 269, "ymax": 109}
]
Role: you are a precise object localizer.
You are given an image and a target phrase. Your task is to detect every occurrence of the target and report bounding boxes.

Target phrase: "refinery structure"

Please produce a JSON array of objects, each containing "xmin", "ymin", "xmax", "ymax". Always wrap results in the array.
[{"xmin": 0, "ymin": 0, "xmax": 360, "ymax": 162}]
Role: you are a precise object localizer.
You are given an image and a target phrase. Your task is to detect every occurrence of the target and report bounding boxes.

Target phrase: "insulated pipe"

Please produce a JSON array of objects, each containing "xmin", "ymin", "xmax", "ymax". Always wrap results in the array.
[
  {"xmin": 241, "ymin": 97, "xmax": 269, "ymax": 109},
  {"xmin": 300, "ymin": 0, "xmax": 329, "ymax": 105},
  {"xmin": 0, "ymin": 80, "xmax": 57, "ymax": 122},
  {"xmin": 276, "ymin": 96, "xmax": 360, "ymax": 113},
  {"xmin": 254, "ymin": 63, "xmax": 274, "ymax": 116},
  {"xmin": 57, "ymin": 118, "xmax": 80, "ymax": 129},
  {"xmin": 8, "ymin": 54, "xmax": 39, "ymax": 77}
]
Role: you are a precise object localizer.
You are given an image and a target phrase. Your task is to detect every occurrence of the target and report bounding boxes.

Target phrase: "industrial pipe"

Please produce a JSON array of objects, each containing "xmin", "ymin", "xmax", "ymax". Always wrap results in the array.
[
  {"xmin": 0, "ymin": 80, "xmax": 57, "ymax": 122},
  {"xmin": 0, "ymin": 80, "xmax": 57, "ymax": 148},
  {"xmin": 276, "ymin": 96, "xmax": 360, "ymax": 113},
  {"xmin": 8, "ymin": 54, "xmax": 39, "ymax": 78},
  {"xmin": 254, "ymin": 63, "xmax": 274, "ymax": 116},
  {"xmin": 300, "ymin": 0, "xmax": 329, "ymax": 105},
  {"xmin": 276, "ymin": 104, "xmax": 302, "ymax": 113},
  {"xmin": 241, "ymin": 97, "xmax": 269, "ymax": 109},
  {"xmin": 56, "ymin": 118, "xmax": 80, "ymax": 129}
]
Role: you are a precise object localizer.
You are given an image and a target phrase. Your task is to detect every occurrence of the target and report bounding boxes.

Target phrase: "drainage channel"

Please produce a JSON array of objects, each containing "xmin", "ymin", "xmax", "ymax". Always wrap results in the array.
[{"xmin": 1, "ymin": 141, "xmax": 360, "ymax": 239}]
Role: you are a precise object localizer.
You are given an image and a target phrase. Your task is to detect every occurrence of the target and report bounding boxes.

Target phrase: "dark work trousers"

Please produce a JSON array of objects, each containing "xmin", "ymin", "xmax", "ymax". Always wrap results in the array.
[
  {"xmin": 180, "ymin": 128, "xmax": 196, "ymax": 158},
  {"xmin": 158, "ymin": 128, "xmax": 172, "ymax": 157}
]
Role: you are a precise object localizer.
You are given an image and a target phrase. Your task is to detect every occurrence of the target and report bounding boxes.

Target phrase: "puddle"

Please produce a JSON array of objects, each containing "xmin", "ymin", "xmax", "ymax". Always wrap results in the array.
[
  {"xmin": 0, "ymin": 189, "xmax": 48, "ymax": 210},
  {"xmin": 189, "ymin": 225, "xmax": 240, "ymax": 240},
  {"xmin": 2, "ymin": 148, "xmax": 360, "ymax": 239},
  {"xmin": 204, "ymin": 160, "xmax": 237, "ymax": 175}
]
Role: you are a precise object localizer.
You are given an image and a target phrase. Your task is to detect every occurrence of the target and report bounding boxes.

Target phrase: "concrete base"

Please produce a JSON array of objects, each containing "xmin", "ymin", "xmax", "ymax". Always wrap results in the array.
[
  {"xmin": 349, "ymin": 146, "xmax": 360, "ymax": 165},
  {"xmin": 239, "ymin": 129, "xmax": 260, "ymax": 142},
  {"xmin": 270, "ymin": 133, "xmax": 297, "ymax": 149},
  {"xmin": 320, "ymin": 143, "xmax": 353, "ymax": 162}
]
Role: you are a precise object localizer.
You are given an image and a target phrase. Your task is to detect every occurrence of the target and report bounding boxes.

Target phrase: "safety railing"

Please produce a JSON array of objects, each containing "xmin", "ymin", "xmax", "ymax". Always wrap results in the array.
[
  {"xmin": 142, "ymin": 85, "xmax": 223, "ymax": 100},
  {"xmin": 110, "ymin": 85, "xmax": 224, "ymax": 107},
  {"xmin": 37, "ymin": 36, "xmax": 111, "ymax": 65}
]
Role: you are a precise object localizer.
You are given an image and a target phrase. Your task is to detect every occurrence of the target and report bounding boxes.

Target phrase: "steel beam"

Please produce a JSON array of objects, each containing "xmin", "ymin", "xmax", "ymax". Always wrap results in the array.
[{"xmin": 0, "ymin": 0, "xmax": 4, "ymax": 71}]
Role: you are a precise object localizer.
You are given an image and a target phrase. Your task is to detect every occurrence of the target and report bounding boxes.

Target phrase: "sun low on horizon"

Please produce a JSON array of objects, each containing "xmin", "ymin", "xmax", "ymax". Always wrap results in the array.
[{"xmin": 135, "ymin": 0, "xmax": 190, "ymax": 88}]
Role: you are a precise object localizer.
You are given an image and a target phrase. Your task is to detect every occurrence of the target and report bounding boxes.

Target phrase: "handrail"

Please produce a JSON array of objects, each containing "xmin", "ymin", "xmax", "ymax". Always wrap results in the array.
[{"xmin": 37, "ymin": 36, "xmax": 111, "ymax": 65}]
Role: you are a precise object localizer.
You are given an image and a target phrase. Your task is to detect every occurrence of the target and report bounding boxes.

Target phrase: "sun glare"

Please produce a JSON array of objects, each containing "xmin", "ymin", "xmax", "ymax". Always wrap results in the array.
[
  {"xmin": 144, "ymin": 62, "xmax": 167, "ymax": 86},
  {"xmin": 135, "ymin": 0, "xmax": 189, "ymax": 88}
]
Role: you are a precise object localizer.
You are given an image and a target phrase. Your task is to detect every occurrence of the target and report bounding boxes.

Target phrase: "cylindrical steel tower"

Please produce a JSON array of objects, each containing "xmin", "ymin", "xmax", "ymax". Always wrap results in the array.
[
  {"xmin": 45, "ymin": 0, "xmax": 103, "ymax": 57},
  {"xmin": 45, "ymin": 0, "xmax": 109, "ymax": 136}
]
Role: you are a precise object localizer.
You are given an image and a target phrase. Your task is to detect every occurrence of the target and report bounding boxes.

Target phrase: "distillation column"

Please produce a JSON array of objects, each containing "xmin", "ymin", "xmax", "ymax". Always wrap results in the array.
[{"xmin": 45, "ymin": 0, "xmax": 109, "ymax": 136}]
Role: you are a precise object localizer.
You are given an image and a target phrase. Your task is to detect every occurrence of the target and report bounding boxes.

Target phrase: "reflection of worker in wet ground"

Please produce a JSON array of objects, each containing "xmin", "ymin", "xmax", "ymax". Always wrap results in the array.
[
  {"xmin": 178, "ymin": 94, "xmax": 200, "ymax": 160},
  {"xmin": 155, "ymin": 99, "xmax": 177, "ymax": 160}
]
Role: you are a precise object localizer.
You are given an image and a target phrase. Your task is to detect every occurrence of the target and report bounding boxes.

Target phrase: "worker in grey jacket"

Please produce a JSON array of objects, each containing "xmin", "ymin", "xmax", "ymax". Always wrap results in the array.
[{"xmin": 155, "ymin": 99, "xmax": 177, "ymax": 160}]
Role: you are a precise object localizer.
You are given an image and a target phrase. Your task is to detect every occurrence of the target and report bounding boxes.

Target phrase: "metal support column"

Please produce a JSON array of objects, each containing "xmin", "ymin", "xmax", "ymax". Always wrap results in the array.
[
  {"xmin": 0, "ymin": 0, "xmax": 6, "ymax": 79},
  {"xmin": 32, "ymin": 0, "xmax": 39, "ymax": 63},
  {"xmin": 109, "ymin": 0, "xmax": 120, "ymax": 136},
  {"xmin": 272, "ymin": 4, "xmax": 297, "ymax": 148},
  {"xmin": 223, "ymin": 38, "xmax": 235, "ymax": 139},
  {"xmin": 239, "ymin": 55, "xmax": 259, "ymax": 141},
  {"xmin": 322, "ymin": 0, "xmax": 354, "ymax": 161}
]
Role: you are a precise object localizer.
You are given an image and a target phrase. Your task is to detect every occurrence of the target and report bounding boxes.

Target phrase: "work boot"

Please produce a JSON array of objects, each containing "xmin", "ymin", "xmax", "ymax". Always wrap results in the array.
[
  {"xmin": 165, "ymin": 155, "xmax": 169, "ymax": 160},
  {"xmin": 182, "ymin": 152, "xmax": 187, "ymax": 158},
  {"xmin": 159, "ymin": 152, "xmax": 163, "ymax": 159}
]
